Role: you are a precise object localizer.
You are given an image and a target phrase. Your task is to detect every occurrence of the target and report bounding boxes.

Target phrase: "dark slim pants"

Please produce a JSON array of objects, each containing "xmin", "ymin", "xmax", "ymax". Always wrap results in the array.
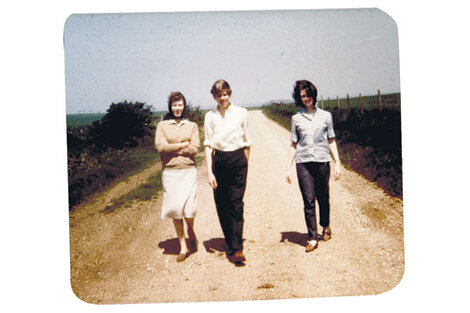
[
  {"xmin": 212, "ymin": 148, "xmax": 248, "ymax": 255},
  {"xmin": 296, "ymin": 162, "xmax": 331, "ymax": 240}
]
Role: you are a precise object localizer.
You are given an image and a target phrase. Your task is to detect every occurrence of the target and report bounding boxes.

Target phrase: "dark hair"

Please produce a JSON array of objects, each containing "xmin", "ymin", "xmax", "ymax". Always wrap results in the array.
[
  {"xmin": 210, "ymin": 79, "xmax": 232, "ymax": 97},
  {"xmin": 292, "ymin": 80, "xmax": 318, "ymax": 107},
  {"xmin": 164, "ymin": 91, "xmax": 187, "ymax": 120}
]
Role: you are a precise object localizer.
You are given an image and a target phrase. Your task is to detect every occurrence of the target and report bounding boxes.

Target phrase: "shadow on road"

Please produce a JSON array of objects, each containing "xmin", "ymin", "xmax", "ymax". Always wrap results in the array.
[
  {"xmin": 280, "ymin": 231, "xmax": 309, "ymax": 247},
  {"xmin": 158, "ymin": 238, "xmax": 180, "ymax": 255},
  {"xmin": 158, "ymin": 238, "xmax": 199, "ymax": 259},
  {"xmin": 202, "ymin": 238, "xmax": 227, "ymax": 253},
  {"xmin": 203, "ymin": 238, "xmax": 247, "ymax": 267}
]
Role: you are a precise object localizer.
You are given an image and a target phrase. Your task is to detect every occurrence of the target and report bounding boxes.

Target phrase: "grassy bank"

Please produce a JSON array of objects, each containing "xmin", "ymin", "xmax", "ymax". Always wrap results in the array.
[{"xmin": 67, "ymin": 145, "xmax": 161, "ymax": 210}]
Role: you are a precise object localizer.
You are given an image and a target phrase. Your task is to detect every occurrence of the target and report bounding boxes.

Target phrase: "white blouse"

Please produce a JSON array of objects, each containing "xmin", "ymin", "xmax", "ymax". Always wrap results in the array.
[{"xmin": 203, "ymin": 104, "xmax": 252, "ymax": 151}]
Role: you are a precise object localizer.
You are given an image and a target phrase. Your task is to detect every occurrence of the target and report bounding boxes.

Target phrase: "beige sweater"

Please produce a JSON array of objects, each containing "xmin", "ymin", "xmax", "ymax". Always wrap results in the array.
[{"xmin": 155, "ymin": 119, "xmax": 200, "ymax": 169}]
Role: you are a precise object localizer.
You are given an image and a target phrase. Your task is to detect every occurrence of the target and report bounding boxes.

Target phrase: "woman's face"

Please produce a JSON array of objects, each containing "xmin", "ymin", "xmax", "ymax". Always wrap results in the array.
[
  {"xmin": 300, "ymin": 89, "xmax": 314, "ymax": 108},
  {"xmin": 214, "ymin": 89, "xmax": 231, "ymax": 108},
  {"xmin": 171, "ymin": 100, "xmax": 185, "ymax": 118}
]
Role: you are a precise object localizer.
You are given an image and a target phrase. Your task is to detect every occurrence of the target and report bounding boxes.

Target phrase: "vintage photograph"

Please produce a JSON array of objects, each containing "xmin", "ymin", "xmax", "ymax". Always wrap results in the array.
[{"xmin": 64, "ymin": 9, "xmax": 403, "ymax": 304}]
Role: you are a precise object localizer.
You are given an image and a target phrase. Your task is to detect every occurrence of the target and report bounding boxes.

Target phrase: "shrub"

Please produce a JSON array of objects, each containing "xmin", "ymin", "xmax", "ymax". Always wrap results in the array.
[
  {"xmin": 91, "ymin": 101, "xmax": 154, "ymax": 149},
  {"xmin": 67, "ymin": 101, "xmax": 158, "ymax": 209},
  {"xmin": 262, "ymin": 101, "xmax": 402, "ymax": 199}
]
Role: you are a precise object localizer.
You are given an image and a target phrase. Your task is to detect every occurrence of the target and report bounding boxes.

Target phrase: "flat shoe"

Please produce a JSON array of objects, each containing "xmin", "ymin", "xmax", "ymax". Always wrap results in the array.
[
  {"xmin": 322, "ymin": 228, "xmax": 332, "ymax": 241},
  {"xmin": 176, "ymin": 253, "xmax": 186, "ymax": 262},
  {"xmin": 233, "ymin": 250, "xmax": 246, "ymax": 262},
  {"xmin": 305, "ymin": 240, "xmax": 318, "ymax": 253}
]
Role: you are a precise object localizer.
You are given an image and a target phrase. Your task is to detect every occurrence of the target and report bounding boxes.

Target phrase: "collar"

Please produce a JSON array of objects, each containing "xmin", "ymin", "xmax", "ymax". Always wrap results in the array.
[
  {"xmin": 217, "ymin": 103, "xmax": 233, "ymax": 113},
  {"xmin": 213, "ymin": 103, "xmax": 234, "ymax": 117},
  {"xmin": 168, "ymin": 119, "xmax": 187, "ymax": 125},
  {"xmin": 300, "ymin": 106, "xmax": 318, "ymax": 119}
]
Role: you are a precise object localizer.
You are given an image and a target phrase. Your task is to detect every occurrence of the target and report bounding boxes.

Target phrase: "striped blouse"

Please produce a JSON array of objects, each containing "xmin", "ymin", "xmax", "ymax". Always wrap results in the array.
[{"xmin": 290, "ymin": 106, "xmax": 336, "ymax": 163}]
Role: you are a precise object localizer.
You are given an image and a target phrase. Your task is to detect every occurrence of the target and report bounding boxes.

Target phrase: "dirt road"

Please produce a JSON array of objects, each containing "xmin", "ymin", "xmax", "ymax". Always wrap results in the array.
[{"xmin": 69, "ymin": 110, "xmax": 404, "ymax": 304}]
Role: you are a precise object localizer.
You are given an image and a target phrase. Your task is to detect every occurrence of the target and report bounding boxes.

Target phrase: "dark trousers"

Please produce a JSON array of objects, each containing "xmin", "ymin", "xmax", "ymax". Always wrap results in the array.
[
  {"xmin": 212, "ymin": 148, "xmax": 248, "ymax": 254},
  {"xmin": 296, "ymin": 162, "xmax": 330, "ymax": 240}
]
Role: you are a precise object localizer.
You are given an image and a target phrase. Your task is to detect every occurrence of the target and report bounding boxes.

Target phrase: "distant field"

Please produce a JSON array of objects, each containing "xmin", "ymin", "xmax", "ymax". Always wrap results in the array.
[
  {"xmin": 317, "ymin": 92, "xmax": 401, "ymax": 110},
  {"xmin": 67, "ymin": 111, "xmax": 168, "ymax": 128},
  {"xmin": 66, "ymin": 113, "xmax": 105, "ymax": 127}
]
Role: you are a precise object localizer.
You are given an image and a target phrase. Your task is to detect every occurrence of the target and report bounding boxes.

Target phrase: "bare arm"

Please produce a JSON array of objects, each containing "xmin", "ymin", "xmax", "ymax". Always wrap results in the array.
[
  {"xmin": 286, "ymin": 142, "xmax": 297, "ymax": 184},
  {"xmin": 244, "ymin": 146, "xmax": 250, "ymax": 161},
  {"xmin": 328, "ymin": 138, "xmax": 342, "ymax": 180}
]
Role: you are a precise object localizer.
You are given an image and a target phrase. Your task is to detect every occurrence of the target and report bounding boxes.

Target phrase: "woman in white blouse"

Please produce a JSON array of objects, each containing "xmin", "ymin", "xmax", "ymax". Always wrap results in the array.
[{"xmin": 204, "ymin": 79, "xmax": 252, "ymax": 266}]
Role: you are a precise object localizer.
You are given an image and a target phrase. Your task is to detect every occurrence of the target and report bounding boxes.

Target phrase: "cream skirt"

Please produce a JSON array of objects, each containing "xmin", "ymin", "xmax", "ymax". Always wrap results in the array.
[{"xmin": 161, "ymin": 167, "xmax": 197, "ymax": 219}]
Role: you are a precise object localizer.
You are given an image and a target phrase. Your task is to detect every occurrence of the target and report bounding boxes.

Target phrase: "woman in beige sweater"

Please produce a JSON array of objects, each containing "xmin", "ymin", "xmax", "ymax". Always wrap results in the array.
[{"xmin": 155, "ymin": 91, "xmax": 200, "ymax": 262}]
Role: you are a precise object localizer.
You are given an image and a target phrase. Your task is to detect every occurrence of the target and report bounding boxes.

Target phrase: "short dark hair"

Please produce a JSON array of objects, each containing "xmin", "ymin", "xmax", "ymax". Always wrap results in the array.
[
  {"xmin": 292, "ymin": 80, "xmax": 318, "ymax": 107},
  {"xmin": 165, "ymin": 91, "xmax": 187, "ymax": 119},
  {"xmin": 210, "ymin": 79, "xmax": 232, "ymax": 97}
]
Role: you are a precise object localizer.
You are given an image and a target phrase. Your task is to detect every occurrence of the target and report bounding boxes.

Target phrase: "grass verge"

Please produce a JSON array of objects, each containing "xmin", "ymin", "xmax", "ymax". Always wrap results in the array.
[{"xmin": 101, "ymin": 171, "xmax": 162, "ymax": 214}]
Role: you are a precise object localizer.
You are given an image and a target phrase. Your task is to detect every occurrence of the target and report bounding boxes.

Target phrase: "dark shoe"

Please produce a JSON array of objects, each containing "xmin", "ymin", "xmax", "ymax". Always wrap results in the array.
[
  {"xmin": 233, "ymin": 250, "xmax": 246, "ymax": 262},
  {"xmin": 322, "ymin": 227, "xmax": 332, "ymax": 241},
  {"xmin": 227, "ymin": 250, "xmax": 246, "ymax": 266},
  {"xmin": 305, "ymin": 240, "xmax": 318, "ymax": 253}
]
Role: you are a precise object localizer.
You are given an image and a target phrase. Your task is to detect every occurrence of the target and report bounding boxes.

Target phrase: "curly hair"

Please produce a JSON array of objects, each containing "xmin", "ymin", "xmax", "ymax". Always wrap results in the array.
[
  {"xmin": 165, "ymin": 91, "xmax": 187, "ymax": 120},
  {"xmin": 292, "ymin": 80, "xmax": 318, "ymax": 107},
  {"xmin": 210, "ymin": 79, "xmax": 232, "ymax": 97}
]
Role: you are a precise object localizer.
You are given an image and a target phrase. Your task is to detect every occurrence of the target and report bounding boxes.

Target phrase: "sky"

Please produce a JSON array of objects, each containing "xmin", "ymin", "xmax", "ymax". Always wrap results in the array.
[{"xmin": 64, "ymin": 8, "xmax": 400, "ymax": 114}]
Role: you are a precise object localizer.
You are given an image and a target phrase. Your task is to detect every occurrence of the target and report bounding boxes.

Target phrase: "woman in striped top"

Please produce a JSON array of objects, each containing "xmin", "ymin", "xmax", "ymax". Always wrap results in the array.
[{"xmin": 286, "ymin": 80, "xmax": 342, "ymax": 253}]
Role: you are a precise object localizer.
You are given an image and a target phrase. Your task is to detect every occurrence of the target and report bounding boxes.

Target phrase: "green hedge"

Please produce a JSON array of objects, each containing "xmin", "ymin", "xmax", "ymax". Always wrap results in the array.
[{"xmin": 262, "ymin": 102, "xmax": 402, "ymax": 199}]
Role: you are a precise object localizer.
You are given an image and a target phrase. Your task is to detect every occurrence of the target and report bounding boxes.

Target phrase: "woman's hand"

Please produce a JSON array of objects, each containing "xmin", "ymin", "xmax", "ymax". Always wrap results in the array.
[
  {"xmin": 286, "ymin": 143, "xmax": 297, "ymax": 184},
  {"xmin": 178, "ymin": 141, "xmax": 190, "ymax": 149},
  {"xmin": 207, "ymin": 172, "xmax": 218, "ymax": 189},
  {"xmin": 286, "ymin": 169, "xmax": 293, "ymax": 184},
  {"xmin": 334, "ymin": 162, "xmax": 342, "ymax": 180}
]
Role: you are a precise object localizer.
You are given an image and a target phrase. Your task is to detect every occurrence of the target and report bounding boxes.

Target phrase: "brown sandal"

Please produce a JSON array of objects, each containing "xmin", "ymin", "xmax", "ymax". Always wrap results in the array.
[{"xmin": 176, "ymin": 253, "xmax": 186, "ymax": 262}]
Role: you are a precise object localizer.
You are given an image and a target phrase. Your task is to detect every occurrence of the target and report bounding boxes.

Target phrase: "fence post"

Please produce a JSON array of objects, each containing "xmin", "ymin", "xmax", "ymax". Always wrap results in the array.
[
  {"xmin": 337, "ymin": 96, "xmax": 340, "ymax": 110},
  {"xmin": 378, "ymin": 89, "xmax": 382, "ymax": 111},
  {"xmin": 321, "ymin": 95, "xmax": 324, "ymax": 109},
  {"xmin": 359, "ymin": 93, "xmax": 363, "ymax": 115},
  {"xmin": 347, "ymin": 93, "xmax": 351, "ymax": 112},
  {"xmin": 327, "ymin": 97, "xmax": 330, "ymax": 110}
]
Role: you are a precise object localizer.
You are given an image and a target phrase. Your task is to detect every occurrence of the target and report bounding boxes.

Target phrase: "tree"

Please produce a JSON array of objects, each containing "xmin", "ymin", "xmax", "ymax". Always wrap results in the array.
[{"xmin": 94, "ymin": 101, "xmax": 154, "ymax": 149}]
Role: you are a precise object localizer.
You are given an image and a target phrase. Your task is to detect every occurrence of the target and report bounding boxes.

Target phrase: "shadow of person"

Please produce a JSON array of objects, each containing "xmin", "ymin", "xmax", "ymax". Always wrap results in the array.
[
  {"xmin": 158, "ymin": 238, "xmax": 199, "ymax": 259},
  {"xmin": 202, "ymin": 237, "xmax": 227, "ymax": 254},
  {"xmin": 203, "ymin": 238, "xmax": 246, "ymax": 267},
  {"xmin": 280, "ymin": 231, "xmax": 309, "ymax": 248},
  {"xmin": 158, "ymin": 238, "xmax": 180, "ymax": 255}
]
